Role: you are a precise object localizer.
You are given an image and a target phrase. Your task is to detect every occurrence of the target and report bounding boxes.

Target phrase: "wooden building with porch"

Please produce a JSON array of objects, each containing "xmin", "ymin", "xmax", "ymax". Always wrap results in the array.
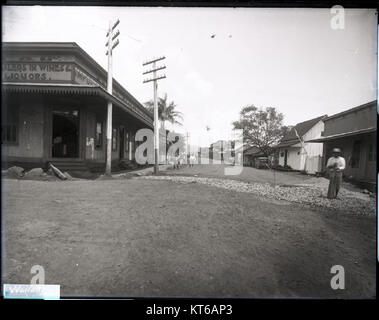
[
  {"xmin": 307, "ymin": 101, "xmax": 376, "ymax": 190},
  {"xmin": 2, "ymin": 42, "xmax": 153, "ymax": 173}
]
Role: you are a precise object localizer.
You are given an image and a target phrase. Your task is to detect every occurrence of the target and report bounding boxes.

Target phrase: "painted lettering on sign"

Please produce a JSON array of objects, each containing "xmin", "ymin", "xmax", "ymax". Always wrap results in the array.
[
  {"xmin": 2, "ymin": 62, "xmax": 72, "ymax": 82},
  {"xmin": 74, "ymin": 67, "xmax": 102, "ymax": 87}
]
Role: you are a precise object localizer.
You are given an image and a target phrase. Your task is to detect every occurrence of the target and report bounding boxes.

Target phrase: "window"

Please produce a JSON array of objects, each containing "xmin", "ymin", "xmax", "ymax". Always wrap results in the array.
[
  {"xmin": 350, "ymin": 140, "xmax": 361, "ymax": 168},
  {"xmin": 95, "ymin": 120, "xmax": 103, "ymax": 148},
  {"xmin": 2, "ymin": 105, "xmax": 18, "ymax": 144},
  {"xmin": 112, "ymin": 128, "xmax": 118, "ymax": 151}
]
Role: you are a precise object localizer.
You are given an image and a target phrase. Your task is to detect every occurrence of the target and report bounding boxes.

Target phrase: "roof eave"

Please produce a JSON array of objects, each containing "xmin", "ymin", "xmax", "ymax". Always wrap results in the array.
[
  {"xmin": 2, "ymin": 83, "xmax": 153, "ymax": 128},
  {"xmin": 306, "ymin": 127, "xmax": 376, "ymax": 142},
  {"xmin": 3, "ymin": 42, "xmax": 153, "ymax": 121},
  {"xmin": 324, "ymin": 101, "xmax": 377, "ymax": 122}
]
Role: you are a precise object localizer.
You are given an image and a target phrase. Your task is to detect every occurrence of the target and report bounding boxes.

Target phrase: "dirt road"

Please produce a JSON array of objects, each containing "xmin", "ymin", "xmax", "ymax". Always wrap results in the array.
[
  {"xmin": 2, "ymin": 177, "xmax": 376, "ymax": 298},
  {"xmin": 164, "ymin": 164, "xmax": 313, "ymax": 185}
]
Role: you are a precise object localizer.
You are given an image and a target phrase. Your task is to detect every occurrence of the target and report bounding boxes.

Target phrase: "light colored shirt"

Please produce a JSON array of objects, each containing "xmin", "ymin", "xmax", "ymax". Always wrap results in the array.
[{"xmin": 326, "ymin": 156, "xmax": 346, "ymax": 170}]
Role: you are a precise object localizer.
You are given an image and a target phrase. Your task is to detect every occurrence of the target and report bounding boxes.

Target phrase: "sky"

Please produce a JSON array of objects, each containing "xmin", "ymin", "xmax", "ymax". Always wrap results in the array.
[{"xmin": 2, "ymin": 6, "xmax": 378, "ymax": 147}]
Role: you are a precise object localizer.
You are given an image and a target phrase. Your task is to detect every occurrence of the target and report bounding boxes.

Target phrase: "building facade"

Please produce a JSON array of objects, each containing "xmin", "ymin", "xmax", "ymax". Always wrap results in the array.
[
  {"xmin": 308, "ymin": 101, "xmax": 376, "ymax": 186},
  {"xmin": 2, "ymin": 42, "xmax": 153, "ymax": 172},
  {"xmin": 209, "ymin": 140, "xmax": 236, "ymax": 164},
  {"xmin": 276, "ymin": 115, "xmax": 326, "ymax": 174}
]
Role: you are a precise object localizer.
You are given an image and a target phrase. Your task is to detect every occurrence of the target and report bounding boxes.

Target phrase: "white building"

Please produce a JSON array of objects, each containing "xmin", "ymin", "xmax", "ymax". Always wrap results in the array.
[{"xmin": 276, "ymin": 115, "xmax": 326, "ymax": 174}]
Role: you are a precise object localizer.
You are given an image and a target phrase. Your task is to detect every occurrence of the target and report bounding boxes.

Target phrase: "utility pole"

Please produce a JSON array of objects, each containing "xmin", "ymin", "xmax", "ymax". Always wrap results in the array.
[
  {"xmin": 105, "ymin": 19, "xmax": 120, "ymax": 175},
  {"xmin": 143, "ymin": 56, "xmax": 166, "ymax": 174}
]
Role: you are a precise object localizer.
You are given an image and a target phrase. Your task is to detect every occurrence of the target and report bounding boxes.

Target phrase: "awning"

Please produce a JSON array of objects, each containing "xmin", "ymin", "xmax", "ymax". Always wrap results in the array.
[
  {"xmin": 274, "ymin": 139, "xmax": 301, "ymax": 148},
  {"xmin": 2, "ymin": 82, "xmax": 153, "ymax": 128},
  {"xmin": 306, "ymin": 127, "xmax": 376, "ymax": 143},
  {"xmin": 244, "ymin": 149, "xmax": 264, "ymax": 156},
  {"xmin": 235, "ymin": 144, "xmax": 253, "ymax": 153}
]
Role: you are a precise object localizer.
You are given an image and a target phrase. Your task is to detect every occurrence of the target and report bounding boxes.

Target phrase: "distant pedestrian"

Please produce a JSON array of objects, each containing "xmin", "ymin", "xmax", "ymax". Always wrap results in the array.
[
  {"xmin": 189, "ymin": 154, "xmax": 196, "ymax": 167},
  {"xmin": 174, "ymin": 154, "xmax": 180, "ymax": 170},
  {"xmin": 326, "ymin": 148, "xmax": 346, "ymax": 199}
]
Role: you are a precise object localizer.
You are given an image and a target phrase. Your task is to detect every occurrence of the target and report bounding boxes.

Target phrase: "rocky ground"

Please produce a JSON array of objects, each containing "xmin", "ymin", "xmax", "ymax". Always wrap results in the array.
[
  {"xmin": 139, "ymin": 175, "xmax": 376, "ymax": 216},
  {"xmin": 3, "ymin": 164, "xmax": 375, "ymax": 216}
]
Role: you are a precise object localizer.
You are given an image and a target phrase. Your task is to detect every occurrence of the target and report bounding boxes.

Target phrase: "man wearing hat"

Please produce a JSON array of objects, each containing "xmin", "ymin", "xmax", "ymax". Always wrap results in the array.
[{"xmin": 326, "ymin": 148, "xmax": 346, "ymax": 199}]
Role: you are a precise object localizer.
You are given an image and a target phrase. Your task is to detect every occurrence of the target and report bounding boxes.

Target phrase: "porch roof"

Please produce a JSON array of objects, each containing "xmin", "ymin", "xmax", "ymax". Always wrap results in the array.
[
  {"xmin": 2, "ymin": 82, "xmax": 153, "ymax": 128},
  {"xmin": 306, "ymin": 127, "xmax": 376, "ymax": 143},
  {"xmin": 244, "ymin": 146, "xmax": 263, "ymax": 156},
  {"xmin": 274, "ymin": 139, "xmax": 301, "ymax": 148}
]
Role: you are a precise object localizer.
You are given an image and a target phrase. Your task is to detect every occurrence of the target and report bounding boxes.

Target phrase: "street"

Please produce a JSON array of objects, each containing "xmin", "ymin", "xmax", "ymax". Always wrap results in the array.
[{"xmin": 2, "ymin": 165, "xmax": 376, "ymax": 298}]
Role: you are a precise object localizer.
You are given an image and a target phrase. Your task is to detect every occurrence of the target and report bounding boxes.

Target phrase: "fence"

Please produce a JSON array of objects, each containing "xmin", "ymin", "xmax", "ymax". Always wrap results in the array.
[{"xmin": 305, "ymin": 155, "xmax": 323, "ymax": 174}]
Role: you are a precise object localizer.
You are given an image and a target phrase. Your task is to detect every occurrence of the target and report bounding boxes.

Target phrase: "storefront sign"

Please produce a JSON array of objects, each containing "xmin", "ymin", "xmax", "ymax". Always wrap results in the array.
[
  {"xmin": 2, "ymin": 62, "xmax": 72, "ymax": 82},
  {"xmin": 74, "ymin": 67, "xmax": 103, "ymax": 87}
]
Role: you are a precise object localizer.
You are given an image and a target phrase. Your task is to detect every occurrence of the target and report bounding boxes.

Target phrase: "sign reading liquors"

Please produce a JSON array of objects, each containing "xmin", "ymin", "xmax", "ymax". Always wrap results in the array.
[{"xmin": 2, "ymin": 62, "xmax": 72, "ymax": 82}]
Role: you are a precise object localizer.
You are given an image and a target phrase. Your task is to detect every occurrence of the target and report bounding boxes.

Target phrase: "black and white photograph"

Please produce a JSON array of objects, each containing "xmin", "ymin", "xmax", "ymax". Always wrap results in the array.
[{"xmin": 1, "ymin": 3, "xmax": 377, "ymax": 301}]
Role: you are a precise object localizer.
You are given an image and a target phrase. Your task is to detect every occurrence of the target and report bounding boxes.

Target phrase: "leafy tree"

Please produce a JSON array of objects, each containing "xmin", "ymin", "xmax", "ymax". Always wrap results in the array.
[
  {"xmin": 145, "ymin": 93, "xmax": 183, "ymax": 130},
  {"xmin": 145, "ymin": 94, "xmax": 183, "ymax": 163},
  {"xmin": 232, "ymin": 105, "xmax": 287, "ymax": 156},
  {"xmin": 281, "ymin": 125, "xmax": 293, "ymax": 139}
]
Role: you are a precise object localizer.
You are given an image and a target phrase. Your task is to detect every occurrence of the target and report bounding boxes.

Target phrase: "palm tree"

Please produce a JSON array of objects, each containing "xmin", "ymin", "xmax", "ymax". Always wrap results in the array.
[
  {"xmin": 144, "ymin": 93, "xmax": 183, "ymax": 131},
  {"xmin": 145, "ymin": 94, "xmax": 183, "ymax": 163}
]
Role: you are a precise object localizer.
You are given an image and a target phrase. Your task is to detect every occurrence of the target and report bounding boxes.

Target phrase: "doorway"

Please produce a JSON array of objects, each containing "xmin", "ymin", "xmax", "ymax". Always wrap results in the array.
[
  {"xmin": 284, "ymin": 149, "xmax": 288, "ymax": 166},
  {"xmin": 52, "ymin": 109, "xmax": 80, "ymax": 158}
]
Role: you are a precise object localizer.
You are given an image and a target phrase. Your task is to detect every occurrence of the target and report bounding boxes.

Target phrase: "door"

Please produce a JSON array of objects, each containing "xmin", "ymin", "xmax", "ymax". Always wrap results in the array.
[
  {"xmin": 284, "ymin": 149, "xmax": 288, "ymax": 166},
  {"xmin": 51, "ymin": 108, "xmax": 80, "ymax": 158}
]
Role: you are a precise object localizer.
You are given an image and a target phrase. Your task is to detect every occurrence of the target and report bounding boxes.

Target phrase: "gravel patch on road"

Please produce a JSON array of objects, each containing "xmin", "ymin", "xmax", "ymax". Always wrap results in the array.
[{"xmin": 139, "ymin": 175, "xmax": 376, "ymax": 216}]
